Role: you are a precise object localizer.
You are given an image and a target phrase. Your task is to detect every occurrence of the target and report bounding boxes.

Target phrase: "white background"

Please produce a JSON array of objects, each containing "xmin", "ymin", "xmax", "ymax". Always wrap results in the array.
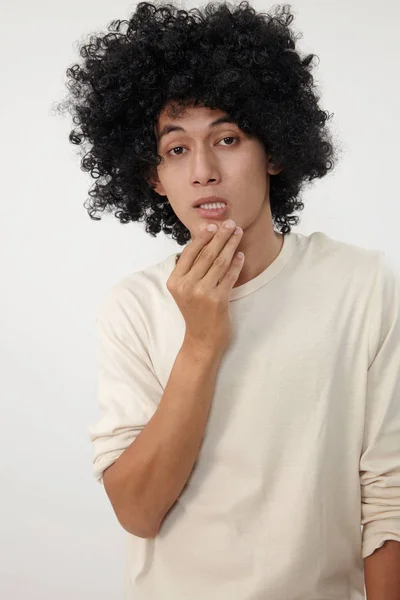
[{"xmin": 1, "ymin": 0, "xmax": 399, "ymax": 598}]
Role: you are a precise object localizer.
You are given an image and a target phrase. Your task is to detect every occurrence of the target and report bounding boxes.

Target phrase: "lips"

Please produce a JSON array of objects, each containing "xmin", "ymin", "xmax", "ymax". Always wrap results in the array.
[
  {"xmin": 192, "ymin": 196, "xmax": 228, "ymax": 208},
  {"xmin": 195, "ymin": 204, "xmax": 228, "ymax": 220}
]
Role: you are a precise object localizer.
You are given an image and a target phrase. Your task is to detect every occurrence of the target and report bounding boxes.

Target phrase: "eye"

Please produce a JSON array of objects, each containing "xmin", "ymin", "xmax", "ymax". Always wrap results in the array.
[{"xmin": 166, "ymin": 136, "xmax": 238, "ymax": 157}]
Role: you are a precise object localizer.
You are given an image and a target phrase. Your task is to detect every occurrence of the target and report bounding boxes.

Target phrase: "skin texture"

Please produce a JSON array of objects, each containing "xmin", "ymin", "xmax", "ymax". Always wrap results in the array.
[
  {"xmin": 364, "ymin": 540, "xmax": 400, "ymax": 600},
  {"xmin": 151, "ymin": 103, "xmax": 284, "ymax": 288}
]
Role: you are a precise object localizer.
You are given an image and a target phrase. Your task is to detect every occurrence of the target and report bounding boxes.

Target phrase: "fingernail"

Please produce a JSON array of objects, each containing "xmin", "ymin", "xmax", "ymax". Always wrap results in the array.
[
  {"xmin": 223, "ymin": 219, "xmax": 236, "ymax": 229},
  {"xmin": 206, "ymin": 224, "xmax": 218, "ymax": 232}
]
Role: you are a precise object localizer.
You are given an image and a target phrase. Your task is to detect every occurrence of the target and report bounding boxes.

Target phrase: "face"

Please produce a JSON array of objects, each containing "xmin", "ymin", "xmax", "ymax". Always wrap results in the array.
[{"xmin": 150, "ymin": 102, "xmax": 282, "ymax": 241}]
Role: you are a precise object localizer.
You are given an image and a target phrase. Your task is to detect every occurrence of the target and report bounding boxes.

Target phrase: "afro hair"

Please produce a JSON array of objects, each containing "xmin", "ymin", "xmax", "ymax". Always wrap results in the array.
[{"xmin": 55, "ymin": 0, "xmax": 340, "ymax": 246}]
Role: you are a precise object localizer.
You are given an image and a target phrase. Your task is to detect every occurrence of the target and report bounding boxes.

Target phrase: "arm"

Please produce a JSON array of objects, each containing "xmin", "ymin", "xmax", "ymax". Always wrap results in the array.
[
  {"xmin": 364, "ymin": 540, "xmax": 400, "ymax": 600},
  {"xmin": 102, "ymin": 336, "xmax": 223, "ymax": 538},
  {"xmin": 360, "ymin": 252, "xmax": 400, "ymax": 573}
]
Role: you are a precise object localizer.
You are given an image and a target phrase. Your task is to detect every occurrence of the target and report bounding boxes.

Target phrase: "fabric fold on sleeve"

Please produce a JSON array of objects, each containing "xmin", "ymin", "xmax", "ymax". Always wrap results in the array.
[
  {"xmin": 88, "ymin": 282, "xmax": 163, "ymax": 485},
  {"xmin": 360, "ymin": 252, "xmax": 400, "ymax": 559}
]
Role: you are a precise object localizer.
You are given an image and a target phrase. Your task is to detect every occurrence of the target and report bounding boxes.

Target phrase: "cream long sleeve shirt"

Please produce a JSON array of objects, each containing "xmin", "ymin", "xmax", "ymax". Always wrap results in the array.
[{"xmin": 89, "ymin": 230, "xmax": 400, "ymax": 600}]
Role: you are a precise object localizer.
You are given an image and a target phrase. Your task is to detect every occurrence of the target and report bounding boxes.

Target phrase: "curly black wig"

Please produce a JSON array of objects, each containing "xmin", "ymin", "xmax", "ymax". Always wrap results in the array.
[{"xmin": 55, "ymin": 0, "xmax": 340, "ymax": 246}]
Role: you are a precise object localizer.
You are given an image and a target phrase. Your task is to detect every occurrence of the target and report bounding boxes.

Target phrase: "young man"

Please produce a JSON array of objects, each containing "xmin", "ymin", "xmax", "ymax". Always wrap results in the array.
[{"xmin": 59, "ymin": 2, "xmax": 400, "ymax": 598}]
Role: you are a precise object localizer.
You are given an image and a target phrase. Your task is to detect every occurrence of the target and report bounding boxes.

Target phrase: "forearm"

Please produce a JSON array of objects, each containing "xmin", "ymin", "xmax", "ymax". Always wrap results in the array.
[
  {"xmin": 364, "ymin": 540, "xmax": 400, "ymax": 600},
  {"xmin": 103, "ymin": 337, "xmax": 223, "ymax": 537}
]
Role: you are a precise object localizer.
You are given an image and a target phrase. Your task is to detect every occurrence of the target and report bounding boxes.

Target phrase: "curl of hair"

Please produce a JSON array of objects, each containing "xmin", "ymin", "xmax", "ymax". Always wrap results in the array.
[{"xmin": 55, "ymin": 1, "xmax": 340, "ymax": 245}]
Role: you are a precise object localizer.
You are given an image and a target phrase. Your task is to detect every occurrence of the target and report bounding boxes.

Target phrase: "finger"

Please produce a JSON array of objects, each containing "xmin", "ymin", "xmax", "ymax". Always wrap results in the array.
[
  {"xmin": 217, "ymin": 249, "xmax": 245, "ymax": 291},
  {"xmin": 202, "ymin": 227, "xmax": 243, "ymax": 288},
  {"xmin": 174, "ymin": 224, "xmax": 218, "ymax": 275}
]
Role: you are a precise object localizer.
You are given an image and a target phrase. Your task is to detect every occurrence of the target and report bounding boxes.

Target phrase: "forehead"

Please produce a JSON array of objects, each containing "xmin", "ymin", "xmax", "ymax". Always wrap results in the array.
[
  {"xmin": 154, "ymin": 104, "xmax": 237, "ymax": 142},
  {"xmin": 158, "ymin": 102, "xmax": 227, "ymax": 121}
]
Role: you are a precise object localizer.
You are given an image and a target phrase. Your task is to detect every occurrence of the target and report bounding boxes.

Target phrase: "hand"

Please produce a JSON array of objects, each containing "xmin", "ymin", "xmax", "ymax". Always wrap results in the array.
[{"xmin": 167, "ymin": 219, "xmax": 244, "ymax": 353}]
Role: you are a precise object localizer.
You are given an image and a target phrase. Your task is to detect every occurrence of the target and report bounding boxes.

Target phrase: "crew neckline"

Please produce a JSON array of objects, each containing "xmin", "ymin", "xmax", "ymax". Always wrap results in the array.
[{"xmin": 170, "ymin": 231, "xmax": 297, "ymax": 301}]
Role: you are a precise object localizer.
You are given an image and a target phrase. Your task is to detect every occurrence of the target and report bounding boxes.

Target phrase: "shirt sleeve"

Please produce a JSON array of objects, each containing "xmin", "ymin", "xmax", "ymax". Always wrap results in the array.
[
  {"xmin": 88, "ymin": 281, "xmax": 163, "ymax": 485},
  {"xmin": 360, "ymin": 251, "xmax": 400, "ymax": 559}
]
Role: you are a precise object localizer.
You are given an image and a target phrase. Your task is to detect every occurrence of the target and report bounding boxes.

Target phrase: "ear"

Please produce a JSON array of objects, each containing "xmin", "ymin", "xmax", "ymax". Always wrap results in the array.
[
  {"xmin": 146, "ymin": 169, "xmax": 167, "ymax": 196},
  {"xmin": 266, "ymin": 156, "xmax": 284, "ymax": 176},
  {"xmin": 149, "ymin": 179, "xmax": 167, "ymax": 196},
  {"xmin": 268, "ymin": 164, "xmax": 283, "ymax": 175},
  {"xmin": 267, "ymin": 154, "xmax": 283, "ymax": 175}
]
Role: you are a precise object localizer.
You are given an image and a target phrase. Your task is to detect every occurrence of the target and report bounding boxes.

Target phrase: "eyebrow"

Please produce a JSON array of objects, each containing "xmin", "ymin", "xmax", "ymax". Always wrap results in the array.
[{"xmin": 156, "ymin": 116, "xmax": 238, "ymax": 142}]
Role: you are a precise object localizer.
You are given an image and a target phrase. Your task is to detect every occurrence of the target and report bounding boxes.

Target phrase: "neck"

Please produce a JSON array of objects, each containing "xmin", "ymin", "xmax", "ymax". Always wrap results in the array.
[{"xmin": 232, "ymin": 202, "xmax": 283, "ymax": 288}]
